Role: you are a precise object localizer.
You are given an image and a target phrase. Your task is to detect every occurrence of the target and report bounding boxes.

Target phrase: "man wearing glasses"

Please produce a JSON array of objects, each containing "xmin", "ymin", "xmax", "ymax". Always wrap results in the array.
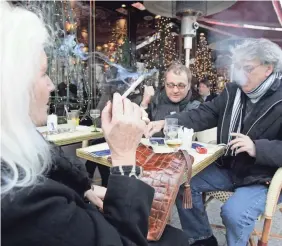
[
  {"xmin": 140, "ymin": 62, "xmax": 201, "ymax": 136},
  {"xmin": 146, "ymin": 38, "xmax": 282, "ymax": 246}
]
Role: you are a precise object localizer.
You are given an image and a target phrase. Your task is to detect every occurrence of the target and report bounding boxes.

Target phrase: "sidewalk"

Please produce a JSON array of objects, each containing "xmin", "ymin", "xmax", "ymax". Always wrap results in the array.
[{"xmin": 170, "ymin": 199, "xmax": 282, "ymax": 246}]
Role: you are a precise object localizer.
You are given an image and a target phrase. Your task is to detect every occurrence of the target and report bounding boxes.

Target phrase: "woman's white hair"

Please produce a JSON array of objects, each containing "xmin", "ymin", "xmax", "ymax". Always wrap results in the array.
[
  {"xmin": 1, "ymin": 2, "xmax": 51, "ymax": 194},
  {"xmin": 231, "ymin": 38, "xmax": 282, "ymax": 73}
]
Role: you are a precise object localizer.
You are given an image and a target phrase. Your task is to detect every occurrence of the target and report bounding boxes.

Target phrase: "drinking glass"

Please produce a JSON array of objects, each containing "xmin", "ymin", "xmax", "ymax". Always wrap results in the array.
[
  {"xmin": 164, "ymin": 125, "xmax": 183, "ymax": 152},
  {"xmin": 67, "ymin": 112, "xmax": 77, "ymax": 132},
  {"xmin": 164, "ymin": 118, "xmax": 178, "ymax": 135},
  {"xmin": 70, "ymin": 110, "xmax": 80, "ymax": 126},
  {"xmin": 90, "ymin": 109, "xmax": 101, "ymax": 132}
]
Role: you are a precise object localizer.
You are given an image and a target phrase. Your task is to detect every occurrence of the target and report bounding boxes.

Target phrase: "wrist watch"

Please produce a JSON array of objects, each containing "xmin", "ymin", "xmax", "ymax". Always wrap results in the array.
[{"xmin": 110, "ymin": 165, "xmax": 143, "ymax": 178}]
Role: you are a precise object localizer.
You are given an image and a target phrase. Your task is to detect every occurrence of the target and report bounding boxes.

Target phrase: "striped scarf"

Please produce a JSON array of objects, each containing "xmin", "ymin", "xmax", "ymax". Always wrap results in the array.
[{"xmin": 225, "ymin": 72, "xmax": 280, "ymax": 156}]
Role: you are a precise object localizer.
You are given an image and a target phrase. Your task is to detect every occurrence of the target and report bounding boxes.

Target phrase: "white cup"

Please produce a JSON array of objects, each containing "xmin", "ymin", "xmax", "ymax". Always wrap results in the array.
[{"xmin": 47, "ymin": 114, "xmax": 58, "ymax": 133}]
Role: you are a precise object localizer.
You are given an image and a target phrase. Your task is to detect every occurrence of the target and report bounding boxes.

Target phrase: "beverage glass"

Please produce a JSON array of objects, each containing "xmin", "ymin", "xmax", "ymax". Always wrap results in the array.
[
  {"xmin": 164, "ymin": 118, "xmax": 178, "ymax": 135},
  {"xmin": 67, "ymin": 112, "xmax": 77, "ymax": 132},
  {"xmin": 164, "ymin": 125, "xmax": 183, "ymax": 152},
  {"xmin": 70, "ymin": 110, "xmax": 80, "ymax": 126},
  {"xmin": 90, "ymin": 109, "xmax": 101, "ymax": 132}
]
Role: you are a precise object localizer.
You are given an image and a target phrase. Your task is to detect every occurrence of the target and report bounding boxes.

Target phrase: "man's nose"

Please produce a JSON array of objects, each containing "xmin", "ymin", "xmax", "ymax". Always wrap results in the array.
[{"xmin": 173, "ymin": 86, "xmax": 179, "ymax": 93}]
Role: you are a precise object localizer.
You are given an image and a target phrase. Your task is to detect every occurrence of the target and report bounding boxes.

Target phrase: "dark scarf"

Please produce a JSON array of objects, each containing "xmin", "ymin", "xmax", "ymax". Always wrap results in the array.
[{"xmin": 159, "ymin": 89, "xmax": 192, "ymax": 112}]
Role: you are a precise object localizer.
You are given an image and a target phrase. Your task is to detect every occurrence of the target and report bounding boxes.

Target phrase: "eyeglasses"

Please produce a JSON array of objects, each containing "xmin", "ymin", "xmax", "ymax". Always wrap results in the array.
[
  {"xmin": 166, "ymin": 83, "xmax": 187, "ymax": 90},
  {"xmin": 234, "ymin": 64, "xmax": 261, "ymax": 74}
]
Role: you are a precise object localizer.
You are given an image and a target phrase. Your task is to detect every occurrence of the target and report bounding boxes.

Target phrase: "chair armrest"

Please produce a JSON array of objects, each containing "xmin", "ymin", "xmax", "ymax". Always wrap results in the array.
[{"xmin": 264, "ymin": 167, "xmax": 282, "ymax": 218}]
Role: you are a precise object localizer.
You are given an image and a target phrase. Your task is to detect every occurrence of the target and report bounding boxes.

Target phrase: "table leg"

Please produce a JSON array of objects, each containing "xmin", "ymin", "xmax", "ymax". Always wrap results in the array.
[{"xmin": 82, "ymin": 140, "xmax": 89, "ymax": 148}]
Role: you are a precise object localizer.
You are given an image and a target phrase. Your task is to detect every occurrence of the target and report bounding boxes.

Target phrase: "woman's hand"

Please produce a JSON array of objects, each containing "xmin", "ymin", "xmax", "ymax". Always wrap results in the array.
[
  {"xmin": 145, "ymin": 120, "xmax": 165, "ymax": 138},
  {"xmin": 102, "ymin": 93, "xmax": 146, "ymax": 166},
  {"xmin": 85, "ymin": 185, "xmax": 107, "ymax": 210}
]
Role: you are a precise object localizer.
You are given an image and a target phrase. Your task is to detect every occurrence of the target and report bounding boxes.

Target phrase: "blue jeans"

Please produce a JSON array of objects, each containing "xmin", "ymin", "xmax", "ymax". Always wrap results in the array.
[{"xmin": 176, "ymin": 163, "xmax": 282, "ymax": 246}]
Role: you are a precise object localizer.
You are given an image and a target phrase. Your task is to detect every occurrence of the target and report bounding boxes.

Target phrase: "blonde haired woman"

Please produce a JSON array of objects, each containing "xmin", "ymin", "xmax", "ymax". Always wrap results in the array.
[
  {"xmin": 1, "ymin": 2, "xmax": 191, "ymax": 246},
  {"xmin": 1, "ymin": 2, "xmax": 154, "ymax": 245}
]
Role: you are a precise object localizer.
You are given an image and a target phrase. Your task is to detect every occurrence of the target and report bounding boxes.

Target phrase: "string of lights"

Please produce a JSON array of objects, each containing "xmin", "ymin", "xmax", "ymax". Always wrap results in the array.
[
  {"xmin": 191, "ymin": 33, "xmax": 218, "ymax": 93},
  {"xmin": 24, "ymin": 1, "xmax": 95, "ymax": 118},
  {"xmin": 145, "ymin": 17, "xmax": 177, "ymax": 86}
]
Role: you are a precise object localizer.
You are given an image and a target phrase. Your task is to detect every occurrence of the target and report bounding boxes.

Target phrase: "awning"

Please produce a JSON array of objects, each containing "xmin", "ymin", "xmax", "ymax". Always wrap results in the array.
[{"xmin": 199, "ymin": 0, "xmax": 282, "ymax": 47}]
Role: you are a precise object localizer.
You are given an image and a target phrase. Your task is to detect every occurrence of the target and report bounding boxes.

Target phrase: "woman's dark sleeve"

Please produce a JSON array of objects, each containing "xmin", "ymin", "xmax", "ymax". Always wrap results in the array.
[
  {"xmin": 103, "ymin": 175, "xmax": 154, "ymax": 245},
  {"xmin": 2, "ymin": 175, "xmax": 154, "ymax": 246}
]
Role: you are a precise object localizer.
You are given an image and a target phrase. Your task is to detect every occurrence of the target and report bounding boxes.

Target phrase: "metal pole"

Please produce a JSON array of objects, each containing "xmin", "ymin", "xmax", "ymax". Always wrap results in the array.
[{"xmin": 184, "ymin": 36, "xmax": 192, "ymax": 67}]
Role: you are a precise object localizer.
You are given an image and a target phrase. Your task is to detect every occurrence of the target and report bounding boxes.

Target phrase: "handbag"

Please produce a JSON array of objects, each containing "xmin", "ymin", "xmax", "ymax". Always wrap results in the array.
[{"xmin": 135, "ymin": 144, "xmax": 194, "ymax": 241}]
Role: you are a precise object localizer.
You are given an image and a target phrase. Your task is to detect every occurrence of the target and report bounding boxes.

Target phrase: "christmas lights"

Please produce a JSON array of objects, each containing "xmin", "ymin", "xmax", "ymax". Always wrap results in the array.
[
  {"xmin": 191, "ymin": 33, "xmax": 218, "ymax": 93},
  {"xmin": 145, "ymin": 17, "xmax": 177, "ymax": 86}
]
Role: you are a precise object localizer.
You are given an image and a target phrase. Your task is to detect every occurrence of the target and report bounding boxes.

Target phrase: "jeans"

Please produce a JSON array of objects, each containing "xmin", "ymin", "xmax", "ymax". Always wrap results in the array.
[
  {"xmin": 176, "ymin": 163, "xmax": 282, "ymax": 246},
  {"xmin": 85, "ymin": 138, "xmax": 110, "ymax": 187},
  {"xmin": 85, "ymin": 160, "xmax": 110, "ymax": 187}
]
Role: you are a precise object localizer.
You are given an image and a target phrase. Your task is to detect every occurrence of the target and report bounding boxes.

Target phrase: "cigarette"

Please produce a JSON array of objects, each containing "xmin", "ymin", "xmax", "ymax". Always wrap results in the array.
[{"xmin": 122, "ymin": 75, "xmax": 145, "ymax": 98}]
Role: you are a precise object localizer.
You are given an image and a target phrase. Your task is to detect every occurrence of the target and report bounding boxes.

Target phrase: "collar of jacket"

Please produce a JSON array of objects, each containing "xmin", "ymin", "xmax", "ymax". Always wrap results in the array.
[
  {"xmin": 266, "ymin": 76, "xmax": 282, "ymax": 94},
  {"xmin": 220, "ymin": 77, "xmax": 282, "ymax": 143}
]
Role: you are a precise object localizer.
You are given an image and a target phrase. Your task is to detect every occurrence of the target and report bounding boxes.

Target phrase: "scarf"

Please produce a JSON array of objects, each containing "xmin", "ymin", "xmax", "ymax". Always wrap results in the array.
[
  {"xmin": 160, "ymin": 89, "xmax": 192, "ymax": 112},
  {"xmin": 225, "ymin": 72, "xmax": 280, "ymax": 156}
]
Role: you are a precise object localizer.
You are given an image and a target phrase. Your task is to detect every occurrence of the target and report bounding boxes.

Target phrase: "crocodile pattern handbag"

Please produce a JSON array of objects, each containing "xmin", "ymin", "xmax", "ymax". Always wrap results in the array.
[{"xmin": 136, "ymin": 144, "xmax": 193, "ymax": 241}]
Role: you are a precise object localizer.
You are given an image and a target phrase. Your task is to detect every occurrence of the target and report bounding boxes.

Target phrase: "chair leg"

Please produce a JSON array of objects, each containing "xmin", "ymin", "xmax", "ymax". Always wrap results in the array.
[
  {"xmin": 202, "ymin": 193, "xmax": 206, "ymax": 203},
  {"xmin": 258, "ymin": 218, "xmax": 272, "ymax": 246},
  {"xmin": 249, "ymin": 237, "xmax": 256, "ymax": 246}
]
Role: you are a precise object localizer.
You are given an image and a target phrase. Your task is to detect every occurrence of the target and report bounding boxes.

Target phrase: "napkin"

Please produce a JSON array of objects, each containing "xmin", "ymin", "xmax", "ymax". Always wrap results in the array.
[{"xmin": 179, "ymin": 127, "xmax": 194, "ymax": 150}]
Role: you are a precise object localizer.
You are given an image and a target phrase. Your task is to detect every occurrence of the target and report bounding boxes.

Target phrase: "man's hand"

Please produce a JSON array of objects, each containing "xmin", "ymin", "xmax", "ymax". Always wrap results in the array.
[
  {"xmin": 145, "ymin": 120, "xmax": 165, "ymax": 138},
  {"xmin": 229, "ymin": 133, "xmax": 256, "ymax": 157},
  {"xmin": 141, "ymin": 85, "xmax": 155, "ymax": 108},
  {"xmin": 141, "ymin": 107, "xmax": 150, "ymax": 124}
]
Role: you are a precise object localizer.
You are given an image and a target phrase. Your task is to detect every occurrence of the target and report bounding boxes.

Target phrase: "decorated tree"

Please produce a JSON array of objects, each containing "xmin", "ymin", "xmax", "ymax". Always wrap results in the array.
[
  {"xmin": 115, "ymin": 37, "xmax": 132, "ymax": 69},
  {"xmin": 145, "ymin": 17, "xmax": 178, "ymax": 87},
  {"xmin": 192, "ymin": 33, "xmax": 218, "ymax": 92},
  {"xmin": 21, "ymin": 1, "xmax": 90, "ymax": 116},
  {"xmin": 104, "ymin": 18, "xmax": 128, "ymax": 65}
]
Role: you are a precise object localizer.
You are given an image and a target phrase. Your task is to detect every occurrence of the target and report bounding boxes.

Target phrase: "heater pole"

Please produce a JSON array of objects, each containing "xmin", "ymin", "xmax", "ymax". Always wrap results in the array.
[
  {"xmin": 184, "ymin": 36, "xmax": 192, "ymax": 67},
  {"xmin": 180, "ymin": 15, "xmax": 199, "ymax": 68}
]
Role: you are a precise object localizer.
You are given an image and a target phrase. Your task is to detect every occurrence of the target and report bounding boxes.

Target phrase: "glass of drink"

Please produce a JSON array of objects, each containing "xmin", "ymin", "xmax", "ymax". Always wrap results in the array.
[
  {"xmin": 90, "ymin": 109, "xmax": 101, "ymax": 132},
  {"xmin": 164, "ymin": 118, "xmax": 178, "ymax": 135},
  {"xmin": 164, "ymin": 125, "xmax": 183, "ymax": 152},
  {"xmin": 67, "ymin": 112, "xmax": 77, "ymax": 132},
  {"xmin": 70, "ymin": 110, "xmax": 80, "ymax": 126}
]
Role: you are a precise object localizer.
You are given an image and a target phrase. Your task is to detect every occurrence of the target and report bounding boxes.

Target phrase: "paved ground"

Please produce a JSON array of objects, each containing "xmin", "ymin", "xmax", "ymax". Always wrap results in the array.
[{"xmin": 169, "ymin": 199, "xmax": 282, "ymax": 246}]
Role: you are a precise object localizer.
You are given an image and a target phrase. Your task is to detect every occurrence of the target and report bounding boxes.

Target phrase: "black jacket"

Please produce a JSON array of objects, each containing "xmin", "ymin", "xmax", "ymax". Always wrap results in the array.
[
  {"xmin": 146, "ymin": 89, "xmax": 201, "ymax": 122},
  {"xmin": 1, "ymin": 146, "xmax": 155, "ymax": 246},
  {"xmin": 168, "ymin": 78, "xmax": 282, "ymax": 187},
  {"xmin": 1, "ymin": 146, "xmax": 189, "ymax": 246},
  {"xmin": 204, "ymin": 94, "xmax": 217, "ymax": 102}
]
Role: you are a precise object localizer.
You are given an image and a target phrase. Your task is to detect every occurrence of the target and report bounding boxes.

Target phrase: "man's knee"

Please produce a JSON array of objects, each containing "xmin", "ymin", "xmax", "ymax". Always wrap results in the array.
[
  {"xmin": 221, "ymin": 200, "xmax": 257, "ymax": 229},
  {"xmin": 190, "ymin": 175, "xmax": 207, "ymax": 195}
]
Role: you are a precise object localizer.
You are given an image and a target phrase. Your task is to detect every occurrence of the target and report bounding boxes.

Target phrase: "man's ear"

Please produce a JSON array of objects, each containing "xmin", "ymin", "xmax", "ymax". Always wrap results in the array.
[
  {"xmin": 265, "ymin": 64, "xmax": 274, "ymax": 77},
  {"xmin": 187, "ymin": 84, "xmax": 191, "ymax": 91}
]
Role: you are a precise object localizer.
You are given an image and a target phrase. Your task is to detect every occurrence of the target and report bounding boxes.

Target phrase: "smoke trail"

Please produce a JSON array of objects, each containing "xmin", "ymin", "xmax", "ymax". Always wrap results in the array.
[{"xmin": 94, "ymin": 51, "xmax": 157, "ymax": 88}]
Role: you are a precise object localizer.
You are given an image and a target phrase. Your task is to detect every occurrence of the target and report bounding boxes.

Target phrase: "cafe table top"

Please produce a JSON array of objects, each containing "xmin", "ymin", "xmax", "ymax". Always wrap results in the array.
[
  {"xmin": 37, "ymin": 124, "xmax": 104, "ymax": 146},
  {"xmin": 76, "ymin": 139, "xmax": 225, "ymax": 178}
]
